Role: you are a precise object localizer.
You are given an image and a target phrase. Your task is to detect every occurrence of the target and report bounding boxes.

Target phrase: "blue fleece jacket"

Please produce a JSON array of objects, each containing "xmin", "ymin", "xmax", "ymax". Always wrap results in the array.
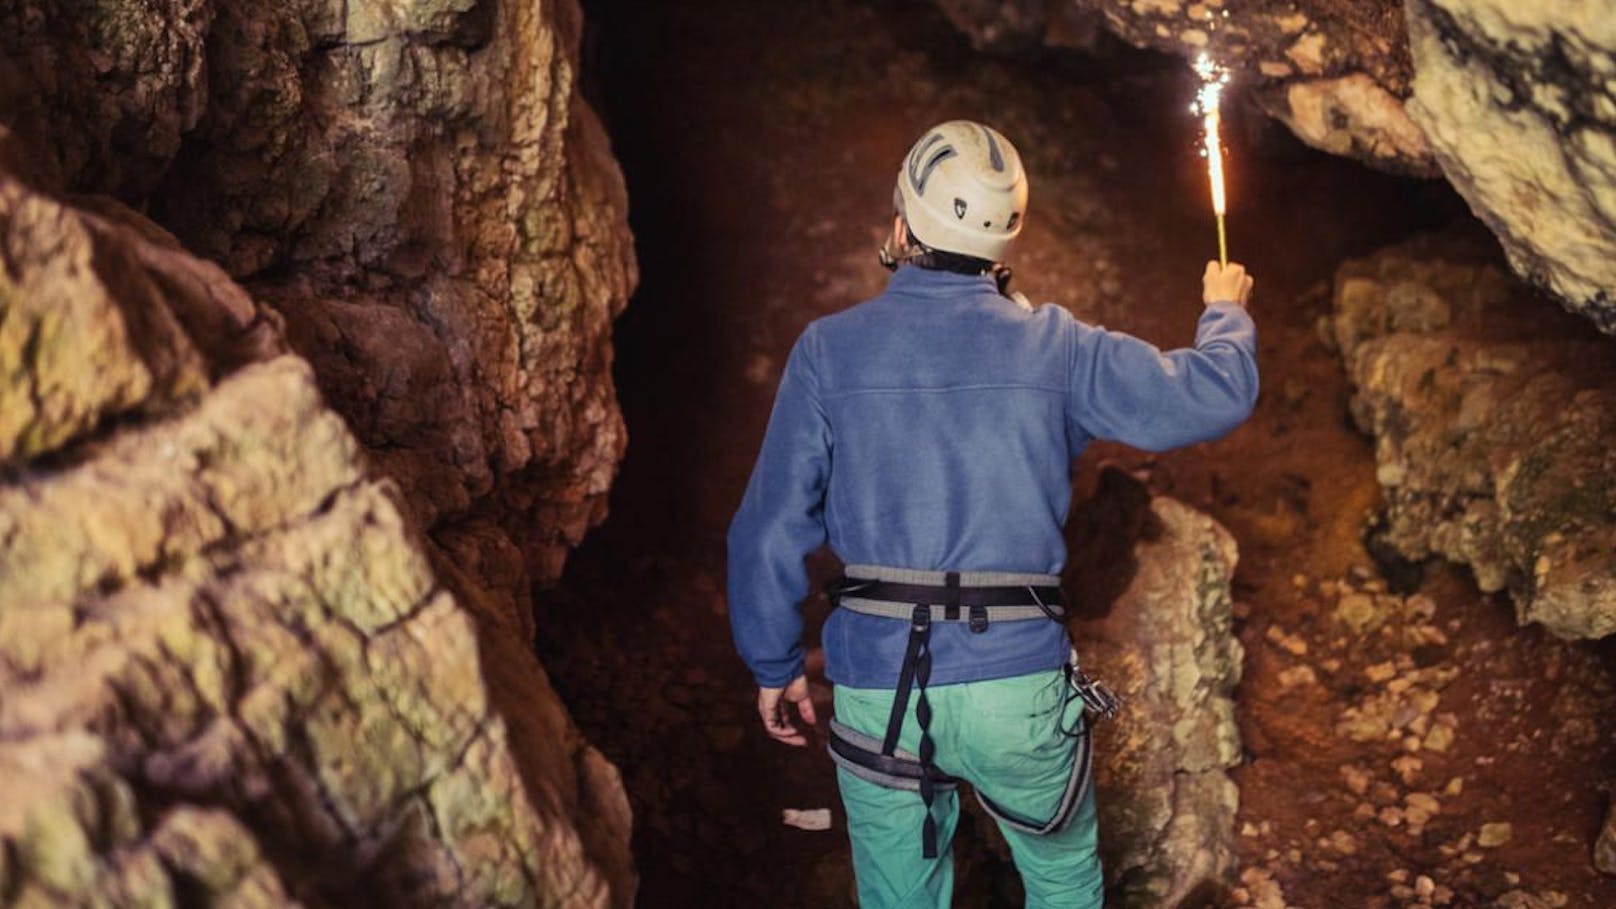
[{"xmin": 727, "ymin": 265, "xmax": 1259, "ymax": 689}]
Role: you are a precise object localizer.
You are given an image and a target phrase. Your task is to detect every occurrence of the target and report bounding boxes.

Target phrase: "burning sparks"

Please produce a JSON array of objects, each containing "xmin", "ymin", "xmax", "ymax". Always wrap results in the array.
[{"xmin": 1193, "ymin": 53, "xmax": 1231, "ymax": 266}]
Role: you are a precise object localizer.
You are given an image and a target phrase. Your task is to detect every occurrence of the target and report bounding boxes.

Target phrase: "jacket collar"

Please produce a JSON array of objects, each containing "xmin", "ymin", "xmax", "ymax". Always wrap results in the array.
[{"xmin": 886, "ymin": 263, "xmax": 999, "ymax": 297}]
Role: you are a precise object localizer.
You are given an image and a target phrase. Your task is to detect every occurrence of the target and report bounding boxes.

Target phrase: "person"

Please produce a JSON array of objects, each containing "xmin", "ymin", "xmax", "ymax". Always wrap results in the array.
[{"xmin": 727, "ymin": 120, "xmax": 1258, "ymax": 908}]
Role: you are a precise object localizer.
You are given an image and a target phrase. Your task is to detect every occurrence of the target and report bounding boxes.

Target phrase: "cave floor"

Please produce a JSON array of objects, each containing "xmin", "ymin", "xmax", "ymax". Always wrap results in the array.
[{"xmin": 538, "ymin": 1, "xmax": 1616, "ymax": 906}]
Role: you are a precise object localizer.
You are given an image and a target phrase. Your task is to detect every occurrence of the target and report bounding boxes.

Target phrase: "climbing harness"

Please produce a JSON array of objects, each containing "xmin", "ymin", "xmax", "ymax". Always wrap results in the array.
[{"xmin": 824, "ymin": 565, "xmax": 1121, "ymax": 858}]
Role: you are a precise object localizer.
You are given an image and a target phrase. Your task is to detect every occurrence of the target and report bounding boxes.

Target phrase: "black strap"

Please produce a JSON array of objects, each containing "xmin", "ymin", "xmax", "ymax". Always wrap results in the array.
[
  {"xmin": 828, "ymin": 729, "xmax": 959, "ymax": 784},
  {"xmin": 882, "ymin": 605, "xmax": 930, "ymax": 756},
  {"xmin": 831, "ymin": 577, "xmax": 1063, "ymax": 609},
  {"xmin": 913, "ymin": 617, "xmax": 938, "ymax": 858},
  {"xmin": 879, "ymin": 604, "xmax": 944, "ymax": 858}
]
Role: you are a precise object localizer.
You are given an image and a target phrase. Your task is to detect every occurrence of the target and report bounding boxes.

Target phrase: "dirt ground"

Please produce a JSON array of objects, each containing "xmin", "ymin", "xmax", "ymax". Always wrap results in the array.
[{"xmin": 537, "ymin": 1, "xmax": 1616, "ymax": 906}]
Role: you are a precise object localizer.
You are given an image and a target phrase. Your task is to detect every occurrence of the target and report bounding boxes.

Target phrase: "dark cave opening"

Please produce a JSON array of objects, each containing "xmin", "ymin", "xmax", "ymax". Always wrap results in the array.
[{"xmin": 539, "ymin": 1, "xmax": 1616, "ymax": 907}]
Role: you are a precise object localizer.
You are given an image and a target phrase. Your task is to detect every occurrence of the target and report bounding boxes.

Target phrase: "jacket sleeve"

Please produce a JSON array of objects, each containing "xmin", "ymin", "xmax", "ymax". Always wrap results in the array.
[
  {"xmin": 727, "ymin": 329, "xmax": 832, "ymax": 688},
  {"xmin": 1067, "ymin": 301, "xmax": 1259, "ymax": 452}
]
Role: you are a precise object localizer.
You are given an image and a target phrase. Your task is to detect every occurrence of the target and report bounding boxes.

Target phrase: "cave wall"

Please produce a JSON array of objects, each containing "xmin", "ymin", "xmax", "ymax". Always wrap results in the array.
[
  {"xmin": 1327, "ymin": 231, "xmax": 1616, "ymax": 642},
  {"xmin": 0, "ymin": 0, "xmax": 638, "ymax": 903},
  {"xmin": 934, "ymin": 0, "xmax": 1616, "ymax": 338},
  {"xmin": 0, "ymin": 178, "xmax": 630, "ymax": 908},
  {"xmin": 1, "ymin": 0, "xmax": 636, "ymax": 609},
  {"xmin": 1067, "ymin": 470, "xmax": 1245, "ymax": 907}
]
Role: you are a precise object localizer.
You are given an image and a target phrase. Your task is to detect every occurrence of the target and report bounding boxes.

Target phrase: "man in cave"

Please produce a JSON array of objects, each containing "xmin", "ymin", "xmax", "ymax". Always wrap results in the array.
[{"xmin": 727, "ymin": 119, "xmax": 1258, "ymax": 908}]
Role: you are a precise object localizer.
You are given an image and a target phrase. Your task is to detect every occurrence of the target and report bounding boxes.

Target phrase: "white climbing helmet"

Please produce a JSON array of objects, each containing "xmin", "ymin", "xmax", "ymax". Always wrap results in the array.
[{"xmin": 895, "ymin": 120, "xmax": 1028, "ymax": 263}]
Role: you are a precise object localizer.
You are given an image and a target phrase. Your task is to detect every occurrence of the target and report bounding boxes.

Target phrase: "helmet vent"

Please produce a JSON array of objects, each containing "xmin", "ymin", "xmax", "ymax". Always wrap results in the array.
[
  {"xmin": 981, "ymin": 126, "xmax": 1005, "ymax": 172},
  {"xmin": 953, "ymin": 198, "xmax": 967, "ymax": 219},
  {"xmin": 1007, "ymin": 212, "xmax": 1020, "ymax": 229},
  {"xmin": 908, "ymin": 134, "xmax": 954, "ymax": 195}
]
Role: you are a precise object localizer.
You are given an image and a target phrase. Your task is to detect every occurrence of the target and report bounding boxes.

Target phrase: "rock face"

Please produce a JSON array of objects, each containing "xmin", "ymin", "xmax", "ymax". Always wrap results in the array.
[
  {"xmin": 1598, "ymin": 802, "xmax": 1616, "ymax": 876},
  {"xmin": 1067, "ymin": 469, "xmax": 1244, "ymax": 908},
  {"xmin": 0, "ymin": 176, "xmax": 631, "ymax": 906},
  {"xmin": 1328, "ymin": 233, "xmax": 1616, "ymax": 641},
  {"xmin": 0, "ymin": 0, "xmax": 640, "ymax": 900},
  {"xmin": 1404, "ymin": 0, "xmax": 1616, "ymax": 336},
  {"xmin": 935, "ymin": 0, "xmax": 1435, "ymax": 174},
  {"xmin": 1, "ymin": 0, "xmax": 636, "ymax": 606},
  {"xmin": 935, "ymin": 0, "xmax": 1616, "ymax": 335}
]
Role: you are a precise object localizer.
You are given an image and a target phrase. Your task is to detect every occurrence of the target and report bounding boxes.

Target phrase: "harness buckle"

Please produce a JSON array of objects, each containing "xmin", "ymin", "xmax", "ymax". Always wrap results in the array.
[
  {"xmin": 968, "ymin": 605, "xmax": 989, "ymax": 633},
  {"xmin": 910, "ymin": 603, "xmax": 931, "ymax": 633}
]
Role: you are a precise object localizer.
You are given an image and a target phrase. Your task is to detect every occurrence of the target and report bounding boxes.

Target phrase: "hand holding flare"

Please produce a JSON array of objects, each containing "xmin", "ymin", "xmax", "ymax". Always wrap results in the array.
[{"xmin": 1193, "ymin": 54, "xmax": 1231, "ymax": 267}]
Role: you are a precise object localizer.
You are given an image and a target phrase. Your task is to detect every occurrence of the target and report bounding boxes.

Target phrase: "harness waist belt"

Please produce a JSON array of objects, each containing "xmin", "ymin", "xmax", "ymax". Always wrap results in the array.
[{"xmin": 838, "ymin": 580, "xmax": 1063, "ymax": 608}]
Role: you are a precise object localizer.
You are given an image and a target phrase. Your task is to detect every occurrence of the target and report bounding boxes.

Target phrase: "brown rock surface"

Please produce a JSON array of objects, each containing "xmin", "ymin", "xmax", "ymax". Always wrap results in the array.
[
  {"xmin": 1328, "ymin": 232, "xmax": 1616, "ymax": 640},
  {"xmin": 1598, "ymin": 801, "xmax": 1616, "ymax": 876},
  {"xmin": 1068, "ymin": 468, "xmax": 1245, "ymax": 908},
  {"xmin": 0, "ymin": 168, "xmax": 631, "ymax": 905},
  {"xmin": 936, "ymin": 1, "xmax": 1616, "ymax": 334},
  {"xmin": 1404, "ymin": 0, "xmax": 1616, "ymax": 336},
  {"xmin": 935, "ymin": 0, "xmax": 1434, "ymax": 174},
  {"xmin": 1, "ymin": 0, "xmax": 636, "ymax": 605}
]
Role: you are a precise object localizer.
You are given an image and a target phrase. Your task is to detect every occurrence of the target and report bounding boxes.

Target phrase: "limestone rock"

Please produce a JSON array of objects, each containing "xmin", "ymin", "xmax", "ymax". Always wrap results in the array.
[
  {"xmin": 936, "ymin": 1, "xmax": 1616, "ymax": 333},
  {"xmin": 1404, "ymin": 0, "xmax": 1616, "ymax": 336},
  {"xmin": 0, "ymin": 173, "xmax": 632, "ymax": 905},
  {"xmin": 934, "ymin": 0, "xmax": 1435, "ymax": 174},
  {"xmin": 1330, "ymin": 233, "xmax": 1616, "ymax": 640},
  {"xmin": 2, "ymin": 0, "xmax": 636, "ymax": 604},
  {"xmin": 1068, "ymin": 468, "xmax": 1244, "ymax": 908},
  {"xmin": 1597, "ymin": 801, "xmax": 1616, "ymax": 875}
]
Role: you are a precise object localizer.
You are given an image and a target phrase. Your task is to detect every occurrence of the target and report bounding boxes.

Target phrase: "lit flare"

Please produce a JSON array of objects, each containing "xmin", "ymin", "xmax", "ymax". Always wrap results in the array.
[{"xmin": 1193, "ymin": 54, "xmax": 1231, "ymax": 266}]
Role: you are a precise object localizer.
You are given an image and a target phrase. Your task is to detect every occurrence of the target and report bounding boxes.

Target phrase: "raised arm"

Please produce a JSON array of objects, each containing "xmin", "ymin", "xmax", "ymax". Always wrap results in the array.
[
  {"xmin": 1067, "ymin": 262, "xmax": 1259, "ymax": 452},
  {"xmin": 726, "ymin": 328, "xmax": 832, "ymax": 691}
]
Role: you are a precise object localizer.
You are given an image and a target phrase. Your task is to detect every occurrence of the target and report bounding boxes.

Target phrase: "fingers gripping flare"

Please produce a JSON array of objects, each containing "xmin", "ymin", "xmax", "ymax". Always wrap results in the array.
[{"xmin": 1203, "ymin": 260, "xmax": 1254, "ymax": 307}]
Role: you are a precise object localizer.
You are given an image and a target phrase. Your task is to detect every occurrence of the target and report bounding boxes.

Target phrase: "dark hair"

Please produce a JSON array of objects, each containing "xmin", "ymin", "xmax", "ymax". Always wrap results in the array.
[{"xmin": 904, "ymin": 225, "xmax": 995, "ymax": 275}]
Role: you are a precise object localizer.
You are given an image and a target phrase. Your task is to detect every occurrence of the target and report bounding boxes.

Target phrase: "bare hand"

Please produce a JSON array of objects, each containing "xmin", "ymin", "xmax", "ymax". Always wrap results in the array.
[
  {"xmin": 757, "ymin": 676, "xmax": 818, "ymax": 747},
  {"xmin": 1204, "ymin": 260, "xmax": 1254, "ymax": 306}
]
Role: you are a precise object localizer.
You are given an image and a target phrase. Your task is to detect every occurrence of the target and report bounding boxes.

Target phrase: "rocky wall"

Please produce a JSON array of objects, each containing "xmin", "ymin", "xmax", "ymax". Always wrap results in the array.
[
  {"xmin": 0, "ymin": 0, "xmax": 640, "ymax": 903},
  {"xmin": 0, "ymin": 177, "xmax": 631, "ymax": 907},
  {"xmin": 1327, "ymin": 232, "xmax": 1616, "ymax": 641},
  {"xmin": 1404, "ymin": 0, "xmax": 1616, "ymax": 336},
  {"xmin": 0, "ymin": 0, "xmax": 637, "ymax": 618},
  {"xmin": 933, "ymin": 0, "xmax": 1616, "ymax": 336},
  {"xmin": 1067, "ymin": 469, "xmax": 1245, "ymax": 908}
]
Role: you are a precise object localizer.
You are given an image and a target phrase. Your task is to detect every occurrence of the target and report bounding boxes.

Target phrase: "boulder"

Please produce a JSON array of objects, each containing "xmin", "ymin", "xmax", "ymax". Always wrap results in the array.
[
  {"xmin": 1404, "ymin": 0, "xmax": 1616, "ymax": 335},
  {"xmin": 934, "ymin": 0, "xmax": 1616, "ymax": 335},
  {"xmin": 1329, "ymin": 233, "xmax": 1616, "ymax": 640},
  {"xmin": 1598, "ymin": 800, "xmax": 1616, "ymax": 876},
  {"xmin": 0, "ymin": 0, "xmax": 636, "ymax": 608},
  {"xmin": 0, "ymin": 168, "xmax": 631, "ymax": 905},
  {"xmin": 1067, "ymin": 468, "xmax": 1245, "ymax": 908},
  {"xmin": 934, "ymin": 0, "xmax": 1435, "ymax": 174}
]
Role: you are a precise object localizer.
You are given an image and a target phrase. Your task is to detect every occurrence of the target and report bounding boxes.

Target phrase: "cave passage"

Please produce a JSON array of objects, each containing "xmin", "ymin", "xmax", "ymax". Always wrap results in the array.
[{"xmin": 538, "ymin": 1, "xmax": 1616, "ymax": 906}]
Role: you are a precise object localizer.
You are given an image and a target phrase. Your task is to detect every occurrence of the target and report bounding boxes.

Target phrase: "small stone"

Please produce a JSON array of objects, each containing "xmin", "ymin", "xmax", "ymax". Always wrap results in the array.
[
  {"xmin": 1423, "ymin": 723, "xmax": 1455, "ymax": 752},
  {"xmin": 1443, "ymin": 776, "xmax": 1465, "ymax": 797},
  {"xmin": 1265, "ymin": 625, "xmax": 1309, "ymax": 656},
  {"xmin": 1478, "ymin": 822, "xmax": 1513, "ymax": 848},
  {"xmin": 1378, "ymin": 806, "xmax": 1404, "ymax": 827},
  {"xmin": 1278, "ymin": 665, "xmax": 1318, "ymax": 688},
  {"xmin": 1340, "ymin": 763, "xmax": 1372, "ymax": 795},
  {"xmin": 1335, "ymin": 593, "xmax": 1378, "ymax": 633},
  {"xmin": 1406, "ymin": 792, "xmax": 1440, "ymax": 815},
  {"xmin": 1391, "ymin": 755, "xmax": 1423, "ymax": 784},
  {"xmin": 1415, "ymin": 875, "xmax": 1435, "ymax": 897},
  {"xmin": 1366, "ymin": 661, "xmax": 1398, "ymax": 683}
]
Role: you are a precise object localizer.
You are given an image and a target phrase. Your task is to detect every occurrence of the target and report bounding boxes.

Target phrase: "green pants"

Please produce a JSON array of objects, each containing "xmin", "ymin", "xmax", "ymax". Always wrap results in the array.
[{"xmin": 834, "ymin": 669, "xmax": 1103, "ymax": 909}]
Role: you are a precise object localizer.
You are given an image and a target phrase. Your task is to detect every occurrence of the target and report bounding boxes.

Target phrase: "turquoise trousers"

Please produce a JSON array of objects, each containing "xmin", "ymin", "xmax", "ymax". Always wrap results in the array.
[{"xmin": 834, "ymin": 669, "xmax": 1104, "ymax": 908}]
